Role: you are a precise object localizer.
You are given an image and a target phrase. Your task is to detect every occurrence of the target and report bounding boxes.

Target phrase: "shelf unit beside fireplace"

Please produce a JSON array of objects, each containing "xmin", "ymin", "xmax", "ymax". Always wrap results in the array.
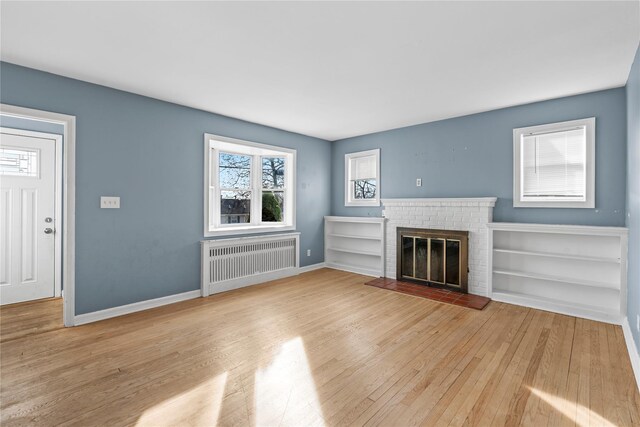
[
  {"xmin": 324, "ymin": 216, "xmax": 385, "ymax": 277},
  {"xmin": 487, "ymin": 222, "xmax": 628, "ymax": 324}
]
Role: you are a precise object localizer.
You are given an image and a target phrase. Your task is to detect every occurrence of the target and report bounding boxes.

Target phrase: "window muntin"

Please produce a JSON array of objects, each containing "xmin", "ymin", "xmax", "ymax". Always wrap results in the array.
[
  {"xmin": 345, "ymin": 149, "xmax": 380, "ymax": 206},
  {"xmin": 205, "ymin": 134, "xmax": 295, "ymax": 236},
  {"xmin": 513, "ymin": 118, "xmax": 594, "ymax": 208}
]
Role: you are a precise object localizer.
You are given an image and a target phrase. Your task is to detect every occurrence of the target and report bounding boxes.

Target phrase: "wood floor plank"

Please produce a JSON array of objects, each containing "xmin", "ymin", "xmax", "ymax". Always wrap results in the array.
[
  {"xmin": 1, "ymin": 268, "xmax": 638, "ymax": 426},
  {"xmin": 526, "ymin": 314, "xmax": 576, "ymax": 427}
]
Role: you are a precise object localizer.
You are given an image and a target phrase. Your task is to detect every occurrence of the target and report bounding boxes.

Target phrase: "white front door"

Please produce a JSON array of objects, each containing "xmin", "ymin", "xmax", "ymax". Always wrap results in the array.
[{"xmin": 0, "ymin": 130, "xmax": 57, "ymax": 305}]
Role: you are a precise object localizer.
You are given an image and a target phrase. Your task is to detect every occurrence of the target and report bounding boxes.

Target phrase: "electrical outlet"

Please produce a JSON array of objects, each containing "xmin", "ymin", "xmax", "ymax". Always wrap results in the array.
[
  {"xmin": 307, "ymin": 249, "xmax": 311, "ymax": 257},
  {"xmin": 636, "ymin": 314, "xmax": 639, "ymax": 332},
  {"xmin": 416, "ymin": 178, "xmax": 422, "ymax": 187},
  {"xmin": 100, "ymin": 196, "xmax": 120, "ymax": 209}
]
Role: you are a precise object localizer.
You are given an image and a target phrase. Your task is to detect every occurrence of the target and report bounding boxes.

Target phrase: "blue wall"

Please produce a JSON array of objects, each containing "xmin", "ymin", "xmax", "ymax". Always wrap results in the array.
[
  {"xmin": 0, "ymin": 61, "xmax": 332, "ymax": 315},
  {"xmin": 331, "ymin": 88, "xmax": 627, "ymax": 226},
  {"xmin": 626, "ymin": 44, "xmax": 640, "ymax": 354}
]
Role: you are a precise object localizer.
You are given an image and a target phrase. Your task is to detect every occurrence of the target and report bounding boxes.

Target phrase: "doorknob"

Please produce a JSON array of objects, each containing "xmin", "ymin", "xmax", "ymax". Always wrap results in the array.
[{"xmin": 44, "ymin": 228, "xmax": 54, "ymax": 234}]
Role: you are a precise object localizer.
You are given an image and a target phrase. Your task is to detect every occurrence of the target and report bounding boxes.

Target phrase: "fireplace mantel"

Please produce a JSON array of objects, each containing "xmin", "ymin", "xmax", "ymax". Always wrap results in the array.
[{"xmin": 381, "ymin": 197, "xmax": 497, "ymax": 208}]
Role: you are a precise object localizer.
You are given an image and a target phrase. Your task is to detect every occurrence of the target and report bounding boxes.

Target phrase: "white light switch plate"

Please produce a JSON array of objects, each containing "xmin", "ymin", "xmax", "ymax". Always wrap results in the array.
[{"xmin": 101, "ymin": 196, "xmax": 120, "ymax": 209}]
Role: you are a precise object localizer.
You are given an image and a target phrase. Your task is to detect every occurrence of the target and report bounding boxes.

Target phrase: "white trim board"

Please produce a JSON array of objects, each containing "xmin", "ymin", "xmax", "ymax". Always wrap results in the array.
[
  {"xmin": 0, "ymin": 104, "xmax": 76, "ymax": 327},
  {"xmin": 381, "ymin": 197, "xmax": 497, "ymax": 207},
  {"xmin": 325, "ymin": 263, "xmax": 381, "ymax": 277},
  {"xmin": 623, "ymin": 317, "xmax": 640, "ymax": 393},
  {"xmin": 74, "ymin": 290, "xmax": 201, "ymax": 326},
  {"xmin": 298, "ymin": 263, "xmax": 326, "ymax": 273}
]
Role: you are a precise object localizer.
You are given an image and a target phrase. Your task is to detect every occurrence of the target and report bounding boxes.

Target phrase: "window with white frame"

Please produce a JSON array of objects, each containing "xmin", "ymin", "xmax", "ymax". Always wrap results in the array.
[
  {"xmin": 205, "ymin": 134, "xmax": 295, "ymax": 236},
  {"xmin": 345, "ymin": 149, "xmax": 380, "ymax": 206},
  {"xmin": 513, "ymin": 117, "xmax": 595, "ymax": 208}
]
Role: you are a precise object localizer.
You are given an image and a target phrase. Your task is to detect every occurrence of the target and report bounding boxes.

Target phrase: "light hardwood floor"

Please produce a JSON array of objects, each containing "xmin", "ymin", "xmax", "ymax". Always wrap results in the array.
[{"xmin": 1, "ymin": 268, "xmax": 639, "ymax": 426}]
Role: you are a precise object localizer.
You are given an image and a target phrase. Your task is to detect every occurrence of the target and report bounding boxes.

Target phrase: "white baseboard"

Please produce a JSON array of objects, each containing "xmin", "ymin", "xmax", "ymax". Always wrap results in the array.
[
  {"xmin": 325, "ymin": 263, "xmax": 380, "ymax": 277},
  {"xmin": 622, "ymin": 317, "xmax": 640, "ymax": 393},
  {"xmin": 298, "ymin": 262, "xmax": 326, "ymax": 273},
  {"xmin": 74, "ymin": 289, "xmax": 201, "ymax": 326},
  {"xmin": 491, "ymin": 291, "xmax": 622, "ymax": 326}
]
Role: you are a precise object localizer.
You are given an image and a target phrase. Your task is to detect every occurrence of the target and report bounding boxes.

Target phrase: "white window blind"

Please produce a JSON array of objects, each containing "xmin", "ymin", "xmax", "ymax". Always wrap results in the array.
[
  {"xmin": 521, "ymin": 127, "xmax": 586, "ymax": 199},
  {"xmin": 351, "ymin": 154, "xmax": 377, "ymax": 180}
]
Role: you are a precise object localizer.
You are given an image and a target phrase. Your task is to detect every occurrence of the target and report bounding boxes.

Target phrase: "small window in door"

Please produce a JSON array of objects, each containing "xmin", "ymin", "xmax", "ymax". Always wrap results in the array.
[{"xmin": 0, "ymin": 147, "xmax": 39, "ymax": 177}]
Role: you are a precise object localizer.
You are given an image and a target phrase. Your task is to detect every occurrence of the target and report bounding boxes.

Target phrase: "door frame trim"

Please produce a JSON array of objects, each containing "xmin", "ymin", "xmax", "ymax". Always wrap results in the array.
[
  {"xmin": 0, "ymin": 127, "xmax": 63, "ymax": 299},
  {"xmin": 1, "ymin": 104, "xmax": 76, "ymax": 326}
]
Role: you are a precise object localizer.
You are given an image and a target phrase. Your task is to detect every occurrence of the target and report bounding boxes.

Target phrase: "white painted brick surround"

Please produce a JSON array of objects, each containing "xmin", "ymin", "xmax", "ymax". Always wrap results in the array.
[{"xmin": 381, "ymin": 198, "xmax": 497, "ymax": 296}]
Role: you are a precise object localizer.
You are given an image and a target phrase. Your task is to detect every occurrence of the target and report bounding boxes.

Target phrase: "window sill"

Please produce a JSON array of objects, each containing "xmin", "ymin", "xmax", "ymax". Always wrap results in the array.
[
  {"xmin": 513, "ymin": 200, "xmax": 594, "ymax": 209},
  {"xmin": 345, "ymin": 200, "xmax": 381, "ymax": 207},
  {"xmin": 204, "ymin": 224, "xmax": 295, "ymax": 237}
]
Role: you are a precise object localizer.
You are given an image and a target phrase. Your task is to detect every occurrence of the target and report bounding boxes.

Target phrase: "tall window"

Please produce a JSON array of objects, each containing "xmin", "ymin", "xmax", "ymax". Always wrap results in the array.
[
  {"xmin": 205, "ymin": 134, "xmax": 295, "ymax": 236},
  {"xmin": 345, "ymin": 149, "xmax": 380, "ymax": 206},
  {"xmin": 513, "ymin": 118, "xmax": 595, "ymax": 208}
]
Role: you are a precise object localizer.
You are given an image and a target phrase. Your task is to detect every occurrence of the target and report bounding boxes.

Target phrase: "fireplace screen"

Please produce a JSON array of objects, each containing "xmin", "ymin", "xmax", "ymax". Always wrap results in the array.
[{"xmin": 397, "ymin": 228, "xmax": 469, "ymax": 293}]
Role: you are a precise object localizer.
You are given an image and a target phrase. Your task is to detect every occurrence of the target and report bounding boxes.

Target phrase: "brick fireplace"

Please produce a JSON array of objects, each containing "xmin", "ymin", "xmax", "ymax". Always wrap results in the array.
[{"xmin": 381, "ymin": 198, "xmax": 497, "ymax": 296}]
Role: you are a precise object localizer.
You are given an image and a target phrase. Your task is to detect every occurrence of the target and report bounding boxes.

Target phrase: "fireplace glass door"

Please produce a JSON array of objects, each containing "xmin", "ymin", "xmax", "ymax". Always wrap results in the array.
[
  {"xmin": 429, "ymin": 238, "xmax": 445, "ymax": 284},
  {"xmin": 401, "ymin": 236, "xmax": 414, "ymax": 278},
  {"xmin": 399, "ymin": 234, "xmax": 465, "ymax": 290},
  {"xmin": 446, "ymin": 240, "xmax": 461, "ymax": 287}
]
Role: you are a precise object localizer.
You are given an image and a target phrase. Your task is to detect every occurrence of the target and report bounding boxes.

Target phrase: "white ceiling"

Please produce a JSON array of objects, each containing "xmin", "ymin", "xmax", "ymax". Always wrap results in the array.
[{"xmin": 1, "ymin": 1, "xmax": 639, "ymax": 141}]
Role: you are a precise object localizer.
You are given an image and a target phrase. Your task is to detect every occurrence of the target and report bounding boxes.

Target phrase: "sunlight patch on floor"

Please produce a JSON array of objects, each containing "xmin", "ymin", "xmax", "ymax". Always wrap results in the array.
[
  {"xmin": 254, "ymin": 337, "xmax": 325, "ymax": 427},
  {"xmin": 136, "ymin": 371, "xmax": 228, "ymax": 427},
  {"xmin": 529, "ymin": 387, "xmax": 615, "ymax": 427}
]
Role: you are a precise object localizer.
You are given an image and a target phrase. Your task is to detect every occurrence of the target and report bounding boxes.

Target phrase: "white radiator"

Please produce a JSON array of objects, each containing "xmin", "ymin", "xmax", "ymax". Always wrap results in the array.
[{"xmin": 201, "ymin": 232, "xmax": 300, "ymax": 296}]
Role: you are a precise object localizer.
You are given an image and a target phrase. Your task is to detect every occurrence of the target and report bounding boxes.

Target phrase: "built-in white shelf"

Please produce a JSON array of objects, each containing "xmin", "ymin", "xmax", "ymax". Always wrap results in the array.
[
  {"xmin": 488, "ymin": 222, "xmax": 628, "ymax": 325},
  {"xmin": 493, "ymin": 269, "xmax": 619, "ymax": 291},
  {"xmin": 327, "ymin": 233, "xmax": 382, "ymax": 241},
  {"xmin": 492, "ymin": 248, "xmax": 620, "ymax": 264},
  {"xmin": 325, "ymin": 216, "xmax": 385, "ymax": 277},
  {"xmin": 327, "ymin": 247, "xmax": 381, "ymax": 257}
]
